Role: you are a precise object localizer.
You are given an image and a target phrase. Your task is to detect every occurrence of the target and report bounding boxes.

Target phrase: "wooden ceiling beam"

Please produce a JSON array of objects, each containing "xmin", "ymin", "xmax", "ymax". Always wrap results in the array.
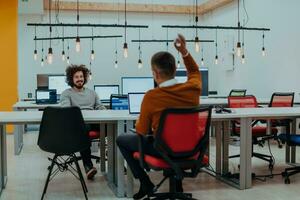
[{"xmin": 43, "ymin": 0, "xmax": 234, "ymax": 15}]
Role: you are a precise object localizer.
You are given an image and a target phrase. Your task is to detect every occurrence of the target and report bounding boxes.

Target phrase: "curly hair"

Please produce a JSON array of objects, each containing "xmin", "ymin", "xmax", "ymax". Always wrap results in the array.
[{"xmin": 65, "ymin": 64, "xmax": 90, "ymax": 87}]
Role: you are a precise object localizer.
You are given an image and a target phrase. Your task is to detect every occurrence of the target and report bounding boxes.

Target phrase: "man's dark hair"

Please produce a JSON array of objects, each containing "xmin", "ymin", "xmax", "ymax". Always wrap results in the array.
[
  {"xmin": 151, "ymin": 51, "xmax": 176, "ymax": 78},
  {"xmin": 65, "ymin": 64, "xmax": 90, "ymax": 87}
]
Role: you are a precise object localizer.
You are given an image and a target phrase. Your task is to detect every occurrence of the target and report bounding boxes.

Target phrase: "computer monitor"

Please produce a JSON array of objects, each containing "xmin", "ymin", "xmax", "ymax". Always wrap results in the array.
[
  {"xmin": 110, "ymin": 94, "xmax": 129, "ymax": 110},
  {"xmin": 121, "ymin": 77, "xmax": 154, "ymax": 94},
  {"xmin": 128, "ymin": 93, "xmax": 145, "ymax": 114},
  {"xmin": 35, "ymin": 89, "xmax": 57, "ymax": 104},
  {"xmin": 94, "ymin": 85, "xmax": 119, "ymax": 102},
  {"xmin": 37, "ymin": 74, "xmax": 48, "ymax": 89},
  {"xmin": 48, "ymin": 75, "xmax": 69, "ymax": 98},
  {"xmin": 175, "ymin": 69, "xmax": 208, "ymax": 96}
]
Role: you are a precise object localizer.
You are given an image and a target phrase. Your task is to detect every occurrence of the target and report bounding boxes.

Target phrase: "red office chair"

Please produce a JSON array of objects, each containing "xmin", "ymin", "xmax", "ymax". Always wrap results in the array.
[
  {"xmin": 77, "ymin": 127, "xmax": 105, "ymax": 164},
  {"xmin": 268, "ymin": 92, "xmax": 294, "ymax": 148},
  {"xmin": 133, "ymin": 106, "xmax": 212, "ymax": 200},
  {"xmin": 228, "ymin": 95, "xmax": 278, "ymax": 169},
  {"xmin": 88, "ymin": 130, "xmax": 102, "ymax": 162},
  {"xmin": 269, "ymin": 92, "xmax": 294, "ymax": 108}
]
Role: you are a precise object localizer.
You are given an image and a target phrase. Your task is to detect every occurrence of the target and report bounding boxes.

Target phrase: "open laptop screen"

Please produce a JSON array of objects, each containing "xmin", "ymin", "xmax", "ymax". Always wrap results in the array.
[
  {"xmin": 128, "ymin": 93, "xmax": 145, "ymax": 114},
  {"xmin": 110, "ymin": 95, "xmax": 128, "ymax": 110},
  {"xmin": 35, "ymin": 89, "xmax": 57, "ymax": 104}
]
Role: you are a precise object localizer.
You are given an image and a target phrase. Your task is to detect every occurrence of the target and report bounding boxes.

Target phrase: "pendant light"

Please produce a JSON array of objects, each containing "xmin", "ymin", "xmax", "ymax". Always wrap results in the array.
[
  {"xmin": 215, "ymin": 29, "xmax": 218, "ymax": 65},
  {"xmin": 33, "ymin": 26, "xmax": 38, "ymax": 60},
  {"xmin": 123, "ymin": 0, "xmax": 128, "ymax": 58},
  {"xmin": 47, "ymin": 0, "xmax": 53, "ymax": 64},
  {"xmin": 75, "ymin": 0, "xmax": 81, "ymax": 52}
]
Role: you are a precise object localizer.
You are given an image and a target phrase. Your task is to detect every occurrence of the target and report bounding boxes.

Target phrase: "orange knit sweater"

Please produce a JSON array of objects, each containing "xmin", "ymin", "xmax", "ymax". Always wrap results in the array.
[{"xmin": 135, "ymin": 53, "xmax": 202, "ymax": 135}]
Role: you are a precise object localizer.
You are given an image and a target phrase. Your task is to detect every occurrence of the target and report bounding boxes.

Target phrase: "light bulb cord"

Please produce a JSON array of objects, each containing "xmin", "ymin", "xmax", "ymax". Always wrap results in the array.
[
  {"xmin": 237, "ymin": 0, "xmax": 240, "ymax": 42},
  {"xmin": 215, "ymin": 29, "xmax": 218, "ymax": 56},
  {"xmin": 34, "ymin": 26, "xmax": 37, "ymax": 50},
  {"xmin": 77, "ymin": 0, "xmax": 79, "ymax": 36},
  {"xmin": 62, "ymin": 26, "xmax": 65, "ymax": 51},
  {"xmin": 124, "ymin": 0, "xmax": 127, "ymax": 43},
  {"xmin": 195, "ymin": 0, "xmax": 198, "ymax": 37},
  {"xmin": 138, "ymin": 28, "xmax": 141, "ymax": 59},
  {"xmin": 49, "ymin": 0, "xmax": 52, "ymax": 48}
]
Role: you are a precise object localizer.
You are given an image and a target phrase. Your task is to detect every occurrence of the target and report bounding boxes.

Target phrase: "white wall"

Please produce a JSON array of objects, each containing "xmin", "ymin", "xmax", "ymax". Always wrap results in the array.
[{"xmin": 18, "ymin": 0, "xmax": 300, "ymax": 100}]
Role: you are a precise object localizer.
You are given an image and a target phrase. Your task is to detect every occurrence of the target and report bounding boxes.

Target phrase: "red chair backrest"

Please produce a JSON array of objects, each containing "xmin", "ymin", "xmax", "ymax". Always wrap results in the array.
[
  {"xmin": 228, "ymin": 95, "xmax": 258, "ymax": 108},
  {"xmin": 155, "ymin": 107, "xmax": 211, "ymax": 158},
  {"xmin": 269, "ymin": 92, "xmax": 294, "ymax": 107}
]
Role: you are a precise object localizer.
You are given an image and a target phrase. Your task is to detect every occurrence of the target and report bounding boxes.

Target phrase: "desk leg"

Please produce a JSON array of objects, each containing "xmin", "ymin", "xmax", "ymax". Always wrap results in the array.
[
  {"xmin": 116, "ymin": 120, "xmax": 125, "ymax": 197},
  {"xmin": 215, "ymin": 121, "xmax": 222, "ymax": 175},
  {"xmin": 125, "ymin": 120, "xmax": 134, "ymax": 198},
  {"xmin": 14, "ymin": 125, "xmax": 23, "ymax": 155},
  {"xmin": 13, "ymin": 107, "xmax": 24, "ymax": 155},
  {"xmin": 291, "ymin": 119, "xmax": 296, "ymax": 163},
  {"xmin": 0, "ymin": 124, "xmax": 7, "ymax": 191},
  {"xmin": 284, "ymin": 124, "xmax": 290, "ymax": 163},
  {"xmin": 0, "ymin": 125, "xmax": 3, "ymax": 191},
  {"xmin": 107, "ymin": 123, "xmax": 115, "ymax": 186},
  {"xmin": 239, "ymin": 118, "xmax": 252, "ymax": 189},
  {"xmin": 222, "ymin": 121, "xmax": 230, "ymax": 174},
  {"xmin": 100, "ymin": 124, "xmax": 106, "ymax": 172}
]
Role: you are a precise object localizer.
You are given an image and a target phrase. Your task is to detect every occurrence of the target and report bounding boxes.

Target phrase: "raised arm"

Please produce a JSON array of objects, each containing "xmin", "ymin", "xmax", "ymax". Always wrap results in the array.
[{"xmin": 174, "ymin": 34, "xmax": 202, "ymax": 88}]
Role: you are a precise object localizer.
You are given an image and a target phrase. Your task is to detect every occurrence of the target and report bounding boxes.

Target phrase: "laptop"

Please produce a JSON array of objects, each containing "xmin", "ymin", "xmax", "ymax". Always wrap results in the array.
[
  {"xmin": 128, "ymin": 93, "xmax": 145, "ymax": 114},
  {"xmin": 35, "ymin": 89, "xmax": 57, "ymax": 104},
  {"xmin": 110, "ymin": 94, "xmax": 128, "ymax": 110}
]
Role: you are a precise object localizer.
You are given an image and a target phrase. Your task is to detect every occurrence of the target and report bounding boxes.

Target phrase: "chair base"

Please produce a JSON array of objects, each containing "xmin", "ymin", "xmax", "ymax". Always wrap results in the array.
[
  {"xmin": 41, "ymin": 154, "xmax": 88, "ymax": 200},
  {"xmin": 229, "ymin": 152, "xmax": 274, "ymax": 170},
  {"xmin": 282, "ymin": 166, "xmax": 300, "ymax": 184}
]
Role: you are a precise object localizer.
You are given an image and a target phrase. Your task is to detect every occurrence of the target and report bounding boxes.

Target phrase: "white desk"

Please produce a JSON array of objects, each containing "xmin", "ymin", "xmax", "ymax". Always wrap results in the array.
[{"xmin": 1, "ymin": 108, "xmax": 300, "ymax": 198}]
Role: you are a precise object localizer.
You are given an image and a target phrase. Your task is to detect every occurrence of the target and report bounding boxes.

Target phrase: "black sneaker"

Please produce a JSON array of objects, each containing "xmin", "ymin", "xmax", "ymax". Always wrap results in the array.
[
  {"xmin": 85, "ymin": 165, "xmax": 97, "ymax": 180},
  {"xmin": 133, "ymin": 181, "xmax": 155, "ymax": 199}
]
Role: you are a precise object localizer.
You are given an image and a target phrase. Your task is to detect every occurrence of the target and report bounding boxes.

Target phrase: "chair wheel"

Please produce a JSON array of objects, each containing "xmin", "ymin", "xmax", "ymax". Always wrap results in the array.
[
  {"xmin": 284, "ymin": 178, "xmax": 290, "ymax": 184},
  {"xmin": 186, "ymin": 193, "xmax": 192, "ymax": 197}
]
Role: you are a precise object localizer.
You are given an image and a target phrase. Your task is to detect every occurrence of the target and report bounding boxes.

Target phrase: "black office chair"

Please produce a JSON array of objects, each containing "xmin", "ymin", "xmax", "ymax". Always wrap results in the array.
[
  {"xmin": 38, "ymin": 107, "xmax": 90, "ymax": 200},
  {"xmin": 229, "ymin": 89, "xmax": 247, "ymax": 97}
]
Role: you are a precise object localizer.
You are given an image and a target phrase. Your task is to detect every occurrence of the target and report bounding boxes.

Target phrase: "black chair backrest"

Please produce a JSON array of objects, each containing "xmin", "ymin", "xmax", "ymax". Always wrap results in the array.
[
  {"xmin": 38, "ymin": 107, "xmax": 90, "ymax": 155},
  {"xmin": 155, "ymin": 106, "xmax": 212, "ymax": 159},
  {"xmin": 229, "ymin": 89, "xmax": 247, "ymax": 97}
]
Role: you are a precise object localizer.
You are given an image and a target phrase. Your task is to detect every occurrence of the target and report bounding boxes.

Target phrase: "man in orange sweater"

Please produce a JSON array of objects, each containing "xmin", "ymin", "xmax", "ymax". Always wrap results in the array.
[{"xmin": 117, "ymin": 34, "xmax": 202, "ymax": 199}]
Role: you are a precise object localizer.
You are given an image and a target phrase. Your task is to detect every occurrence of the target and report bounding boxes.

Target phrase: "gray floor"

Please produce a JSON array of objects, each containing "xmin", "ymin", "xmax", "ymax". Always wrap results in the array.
[{"xmin": 1, "ymin": 131, "xmax": 300, "ymax": 200}]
